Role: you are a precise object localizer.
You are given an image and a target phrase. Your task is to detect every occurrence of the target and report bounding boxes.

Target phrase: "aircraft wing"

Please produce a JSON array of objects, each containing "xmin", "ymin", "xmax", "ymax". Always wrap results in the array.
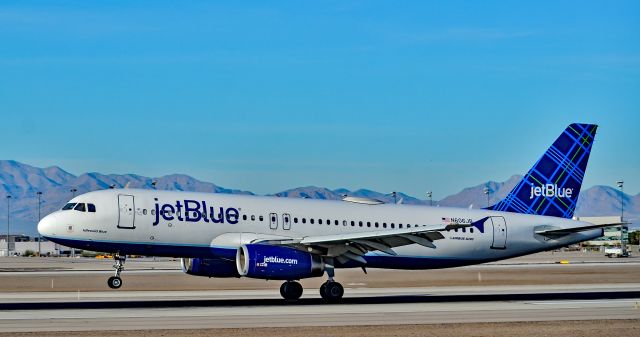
[{"xmin": 257, "ymin": 223, "xmax": 474, "ymax": 265}]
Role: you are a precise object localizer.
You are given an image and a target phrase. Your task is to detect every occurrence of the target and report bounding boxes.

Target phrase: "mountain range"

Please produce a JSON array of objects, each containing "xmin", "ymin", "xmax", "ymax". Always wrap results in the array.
[{"xmin": 1, "ymin": 160, "xmax": 637, "ymax": 236}]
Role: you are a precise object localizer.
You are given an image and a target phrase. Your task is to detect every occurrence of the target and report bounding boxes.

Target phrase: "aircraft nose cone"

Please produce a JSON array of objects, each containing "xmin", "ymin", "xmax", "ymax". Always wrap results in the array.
[{"xmin": 37, "ymin": 213, "xmax": 57, "ymax": 237}]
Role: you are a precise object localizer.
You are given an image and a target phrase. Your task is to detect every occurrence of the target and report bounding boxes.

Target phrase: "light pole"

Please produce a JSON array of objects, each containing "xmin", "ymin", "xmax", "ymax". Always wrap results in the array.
[
  {"xmin": 483, "ymin": 185, "xmax": 490, "ymax": 208},
  {"xmin": 427, "ymin": 191, "xmax": 433, "ymax": 206},
  {"xmin": 37, "ymin": 192, "xmax": 42, "ymax": 256},
  {"xmin": 617, "ymin": 180, "xmax": 624, "ymax": 249},
  {"xmin": 6, "ymin": 195, "xmax": 11, "ymax": 257}
]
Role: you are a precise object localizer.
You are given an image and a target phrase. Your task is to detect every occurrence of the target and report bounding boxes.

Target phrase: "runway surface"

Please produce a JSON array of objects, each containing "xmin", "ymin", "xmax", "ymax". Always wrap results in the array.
[
  {"xmin": 1, "ymin": 251, "xmax": 639, "ymax": 333},
  {"xmin": 1, "ymin": 285, "xmax": 639, "ymax": 332}
]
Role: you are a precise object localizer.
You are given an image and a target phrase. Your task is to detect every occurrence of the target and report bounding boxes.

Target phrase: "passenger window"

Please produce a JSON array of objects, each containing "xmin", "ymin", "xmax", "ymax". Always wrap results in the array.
[
  {"xmin": 470, "ymin": 228, "xmax": 474, "ymax": 233},
  {"xmin": 462, "ymin": 228, "xmax": 466, "ymax": 233},
  {"xmin": 294, "ymin": 217, "xmax": 299, "ymax": 223},
  {"xmin": 271, "ymin": 215, "xmax": 276, "ymax": 222},
  {"xmin": 310, "ymin": 218, "xmax": 315, "ymax": 224},
  {"xmin": 319, "ymin": 219, "xmax": 322, "ymax": 224},
  {"xmin": 251, "ymin": 215, "xmax": 256, "ymax": 221},
  {"xmin": 335, "ymin": 220, "xmax": 339, "ymax": 225},
  {"xmin": 74, "ymin": 203, "xmax": 86, "ymax": 212},
  {"xmin": 327, "ymin": 219, "xmax": 330, "ymax": 225},
  {"xmin": 143, "ymin": 209, "xmax": 147, "ymax": 215},
  {"xmin": 399, "ymin": 224, "xmax": 403, "ymax": 228},
  {"xmin": 243, "ymin": 215, "xmax": 247, "ymax": 220},
  {"xmin": 343, "ymin": 220, "xmax": 348, "ymax": 226},
  {"xmin": 88, "ymin": 204, "xmax": 96, "ymax": 212},
  {"xmin": 62, "ymin": 203, "xmax": 76, "ymax": 210},
  {"xmin": 302, "ymin": 218, "xmax": 306, "ymax": 224},
  {"xmin": 259, "ymin": 216, "xmax": 264, "ymax": 221},
  {"xmin": 359, "ymin": 221, "xmax": 363, "ymax": 227}
]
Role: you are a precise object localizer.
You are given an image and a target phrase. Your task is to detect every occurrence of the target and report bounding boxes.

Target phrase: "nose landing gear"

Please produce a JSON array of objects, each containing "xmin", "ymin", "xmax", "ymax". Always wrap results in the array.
[{"xmin": 107, "ymin": 255, "xmax": 126, "ymax": 289}]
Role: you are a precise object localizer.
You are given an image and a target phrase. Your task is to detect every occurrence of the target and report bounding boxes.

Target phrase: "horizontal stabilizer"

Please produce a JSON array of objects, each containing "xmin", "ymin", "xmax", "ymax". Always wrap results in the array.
[{"xmin": 534, "ymin": 222, "xmax": 623, "ymax": 238}]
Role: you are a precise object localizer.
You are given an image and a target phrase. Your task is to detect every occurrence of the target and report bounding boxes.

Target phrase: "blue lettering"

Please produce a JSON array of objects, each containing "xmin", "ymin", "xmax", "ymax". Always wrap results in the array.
[
  {"xmin": 184, "ymin": 200, "xmax": 202, "ymax": 222},
  {"xmin": 151, "ymin": 198, "xmax": 239, "ymax": 226},
  {"xmin": 161, "ymin": 204, "xmax": 175, "ymax": 221},
  {"xmin": 226, "ymin": 208, "xmax": 239, "ymax": 224}
]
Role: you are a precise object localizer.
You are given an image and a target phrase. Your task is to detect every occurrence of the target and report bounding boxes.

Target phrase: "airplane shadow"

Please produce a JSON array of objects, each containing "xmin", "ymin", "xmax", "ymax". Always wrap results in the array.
[{"xmin": 2, "ymin": 291, "xmax": 639, "ymax": 310}]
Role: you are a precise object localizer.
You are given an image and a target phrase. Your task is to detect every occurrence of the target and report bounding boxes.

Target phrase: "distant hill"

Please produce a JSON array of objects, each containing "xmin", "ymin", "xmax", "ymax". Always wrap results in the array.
[{"xmin": 0, "ymin": 160, "xmax": 637, "ymax": 235}]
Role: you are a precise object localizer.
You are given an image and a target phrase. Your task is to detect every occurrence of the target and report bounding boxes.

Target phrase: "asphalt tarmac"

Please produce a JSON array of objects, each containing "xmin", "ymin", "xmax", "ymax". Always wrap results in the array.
[{"xmin": 0, "ymin": 250, "xmax": 639, "ymax": 335}]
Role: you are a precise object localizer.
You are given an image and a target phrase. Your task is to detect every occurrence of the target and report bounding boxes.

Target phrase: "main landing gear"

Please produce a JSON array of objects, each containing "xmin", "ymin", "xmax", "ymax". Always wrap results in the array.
[
  {"xmin": 107, "ymin": 255, "xmax": 126, "ymax": 289},
  {"xmin": 280, "ymin": 281, "xmax": 303, "ymax": 301},
  {"xmin": 278, "ymin": 263, "xmax": 344, "ymax": 303},
  {"xmin": 319, "ymin": 265, "xmax": 343, "ymax": 302}
]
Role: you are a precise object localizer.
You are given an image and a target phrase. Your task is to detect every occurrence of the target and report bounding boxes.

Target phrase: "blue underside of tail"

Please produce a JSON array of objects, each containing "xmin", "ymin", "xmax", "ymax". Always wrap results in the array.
[{"xmin": 489, "ymin": 123, "xmax": 597, "ymax": 219}]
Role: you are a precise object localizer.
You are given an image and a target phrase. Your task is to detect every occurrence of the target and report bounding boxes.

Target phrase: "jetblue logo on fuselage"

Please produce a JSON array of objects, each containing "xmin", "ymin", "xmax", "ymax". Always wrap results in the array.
[
  {"xmin": 152, "ymin": 198, "xmax": 239, "ymax": 226},
  {"xmin": 529, "ymin": 184, "xmax": 573, "ymax": 199}
]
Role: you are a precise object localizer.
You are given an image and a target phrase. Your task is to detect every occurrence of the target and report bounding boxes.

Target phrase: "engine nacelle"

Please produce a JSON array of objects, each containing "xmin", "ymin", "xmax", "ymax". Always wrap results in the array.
[
  {"xmin": 236, "ymin": 244, "xmax": 324, "ymax": 280},
  {"xmin": 181, "ymin": 257, "xmax": 239, "ymax": 278}
]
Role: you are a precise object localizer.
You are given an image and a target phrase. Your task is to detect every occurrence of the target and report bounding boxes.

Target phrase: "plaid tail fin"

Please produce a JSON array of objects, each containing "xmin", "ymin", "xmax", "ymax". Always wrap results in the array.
[{"xmin": 488, "ymin": 123, "xmax": 597, "ymax": 219}]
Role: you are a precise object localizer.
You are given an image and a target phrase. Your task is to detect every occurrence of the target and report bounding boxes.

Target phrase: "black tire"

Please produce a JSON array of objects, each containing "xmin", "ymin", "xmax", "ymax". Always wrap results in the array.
[
  {"xmin": 281, "ymin": 281, "xmax": 303, "ymax": 301},
  {"xmin": 320, "ymin": 281, "xmax": 343, "ymax": 302},
  {"xmin": 107, "ymin": 276, "xmax": 122, "ymax": 289},
  {"xmin": 320, "ymin": 282, "xmax": 328, "ymax": 299}
]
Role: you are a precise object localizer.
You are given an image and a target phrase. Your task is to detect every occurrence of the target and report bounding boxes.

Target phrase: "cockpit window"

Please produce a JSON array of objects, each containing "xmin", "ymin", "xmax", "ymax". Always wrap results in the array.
[
  {"xmin": 62, "ymin": 203, "xmax": 76, "ymax": 210},
  {"xmin": 74, "ymin": 203, "xmax": 86, "ymax": 212},
  {"xmin": 88, "ymin": 203, "xmax": 96, "ymax": 212}
]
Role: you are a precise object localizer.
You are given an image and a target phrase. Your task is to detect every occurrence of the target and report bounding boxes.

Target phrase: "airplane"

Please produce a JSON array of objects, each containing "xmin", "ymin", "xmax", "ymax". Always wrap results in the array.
[{"xmin": 38, "ymin": 123, "xmax": 609, "ymax": 302}]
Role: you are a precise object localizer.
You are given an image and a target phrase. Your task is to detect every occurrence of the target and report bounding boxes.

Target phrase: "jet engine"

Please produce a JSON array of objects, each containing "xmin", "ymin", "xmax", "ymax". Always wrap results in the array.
[
  {"xmin": 236, "ymin": 244, "xmax": 324, "ymax": 280},
  {"xmin": 181, "ymin": 257, "xmax": 240, "ymax": 278}
]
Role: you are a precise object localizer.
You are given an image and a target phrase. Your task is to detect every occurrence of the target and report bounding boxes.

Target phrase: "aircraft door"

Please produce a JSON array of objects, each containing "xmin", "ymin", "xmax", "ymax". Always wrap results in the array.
[
  {"xmin": 117, "ymin": 194, "xmax": 136, "ymax": 229},
  {"xmin": 490, "ymin": 216, "xmax": 507, "ymax": 249},
  {"xmin": 269, "ymin": 213, "xmax": 278, "ymax": 230},
  {"xmin": 282, "ymin": 213, "xmax": 291, "ymax": 230}
]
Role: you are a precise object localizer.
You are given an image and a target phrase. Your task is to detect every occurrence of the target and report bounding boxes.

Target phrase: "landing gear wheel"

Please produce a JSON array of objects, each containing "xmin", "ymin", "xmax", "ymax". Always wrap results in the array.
[
  {"xmin": 107, "ymin": 276, "xmax": 122, "ymax": 289},
  {"xmin": 280, "ymin": 281, "xmax": 303, "ymax": 301},
  {"xmin": 320, "ymin": 281, "xmax": 343, "ymax": 302}
]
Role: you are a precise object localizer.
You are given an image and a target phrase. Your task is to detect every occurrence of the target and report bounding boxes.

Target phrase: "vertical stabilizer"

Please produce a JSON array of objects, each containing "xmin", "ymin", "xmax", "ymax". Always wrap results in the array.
[{"xmin": 489, "ymin": 123, "xmax": 597, "ymax": 218}]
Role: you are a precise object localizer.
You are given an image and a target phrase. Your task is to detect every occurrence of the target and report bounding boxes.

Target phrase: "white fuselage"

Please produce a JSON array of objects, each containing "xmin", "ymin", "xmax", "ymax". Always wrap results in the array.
[{"xmin": 38, "ymin": 188, "xmax": 601, "ymax": 270}]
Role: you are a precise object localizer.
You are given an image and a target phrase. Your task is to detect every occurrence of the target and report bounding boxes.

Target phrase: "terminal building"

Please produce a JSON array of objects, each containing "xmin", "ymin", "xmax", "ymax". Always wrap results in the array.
[{"xmin": 0, "ymin": 235, "xmax": 71, "ymax": 257}]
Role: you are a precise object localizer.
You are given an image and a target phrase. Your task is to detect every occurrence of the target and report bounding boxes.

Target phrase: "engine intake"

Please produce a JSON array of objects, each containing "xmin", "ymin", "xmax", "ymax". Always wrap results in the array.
[
  {"xmin": 181, "ymin": 257, "xmax": 239, "ymax": 278},
  {"xmin": 236, "ymin": 244, "xmax": 324, "ymax": 280}
]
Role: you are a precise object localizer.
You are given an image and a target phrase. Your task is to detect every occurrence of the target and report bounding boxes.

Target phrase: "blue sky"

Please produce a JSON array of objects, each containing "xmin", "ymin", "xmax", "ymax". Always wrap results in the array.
[{"xmin": 0, "ymin": 1, "xmax": 638, "ymax": 198}]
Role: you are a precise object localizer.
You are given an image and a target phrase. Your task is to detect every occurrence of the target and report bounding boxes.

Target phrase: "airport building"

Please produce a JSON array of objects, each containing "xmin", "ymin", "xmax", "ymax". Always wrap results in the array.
[{"xmin": 0, "ymin": 235, "xmax": 71, "ymax": 257}]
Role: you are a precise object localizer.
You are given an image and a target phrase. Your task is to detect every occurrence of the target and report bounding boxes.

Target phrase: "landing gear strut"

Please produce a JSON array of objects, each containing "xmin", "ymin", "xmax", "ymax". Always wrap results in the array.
[
  {"xmin": 107, "ymin": 255, "xmax": 126, "ymax": 289},
  {"xmin": 319, "ymin": 263, "xmax": 343, "ymax": 302},
  {"xmin": 280, "ymin": 281, "xmax": 303, "ymax": 300}
]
